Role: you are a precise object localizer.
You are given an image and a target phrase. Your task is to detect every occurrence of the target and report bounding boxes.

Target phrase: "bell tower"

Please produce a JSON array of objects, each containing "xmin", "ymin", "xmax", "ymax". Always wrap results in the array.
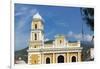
[
  {"xmin": 29, "ymin": 12, "xmax": 44, "ymax": 49},
  {"xmin": 28, "ymin": 12, "xmax": 44, "ymax": 64}
]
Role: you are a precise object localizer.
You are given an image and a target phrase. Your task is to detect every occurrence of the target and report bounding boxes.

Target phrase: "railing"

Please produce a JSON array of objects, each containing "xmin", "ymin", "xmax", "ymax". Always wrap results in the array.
[
  {"xmin": 44, "ymin": 44, "xmax": 53, "ymax": 48},
  {"xmin": 27, "ymin": 47, "xmax": 83, "ymax": 52},
  {"xmin": 29, "ymin": 41, "xmax": 43, "ymax": 46},
  {"xmin": 67, "ymin": 43, "xmax": 80, "ymax": 46}
]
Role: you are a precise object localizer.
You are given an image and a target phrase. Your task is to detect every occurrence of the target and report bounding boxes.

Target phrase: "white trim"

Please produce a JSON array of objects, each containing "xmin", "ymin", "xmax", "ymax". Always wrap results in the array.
[
  {"xmin": 28, "ymin": 50, "xmax": 82, "ymax": 54},
  {"xmin": 42, "ymin": 50, "xmax": 82, "ymax": 53},
  {"xmin": 14, "ymin": 0, "xmax": 95, "ymax": 8},
  {"xmin": 28, "ymin": 47, "xmax": 82, "ymax": 52}
]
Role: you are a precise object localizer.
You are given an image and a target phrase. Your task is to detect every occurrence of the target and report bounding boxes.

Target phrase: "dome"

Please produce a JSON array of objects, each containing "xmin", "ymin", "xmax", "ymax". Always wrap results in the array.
[{"xmin": 33, "ymin": 12, "xmax": 42, "ymax": 20}]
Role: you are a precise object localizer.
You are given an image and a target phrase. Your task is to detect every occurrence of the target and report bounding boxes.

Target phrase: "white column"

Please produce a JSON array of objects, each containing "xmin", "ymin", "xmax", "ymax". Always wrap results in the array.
[
  {"xmin": 64, "ymin": 54, "xmax": 67, "ymax": 63},
  {"xmin": 78, "ymin": 52, "xmax": 81, "ymax": 62},
  {"xmin": 53, "ymin": 53, "xmax": 55, "ymax": 63},
  {"xmin": 67, "ymin": 52, "xmax": 70, "ymax": 63},
  {"xmin": 40, "ymin": 53, "xmax": 42, "ymax": 64},
  {"xmin": 41, "ymin": 53, "xmax": 44, "ymax": 64},
  {"xmin": 28, "ymin": 53, "xmax": 31, "ymax": 64},
  {"xmin": 30, "ymin": 31, "xmax": 33, "ymax": 41}
]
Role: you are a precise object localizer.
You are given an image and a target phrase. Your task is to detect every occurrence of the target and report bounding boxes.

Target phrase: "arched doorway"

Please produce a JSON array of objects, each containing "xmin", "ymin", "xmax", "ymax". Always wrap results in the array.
[
  {"xmin": 46, "ymin": 57, "xmax": 50, "ymax": 64},
  {"xmin": 72, "ymin": 56, "xmax": 76, "ymax": 62},
  {"xmin": 58, "ymin": 55, "xmax": 64, "ymax": 63}
]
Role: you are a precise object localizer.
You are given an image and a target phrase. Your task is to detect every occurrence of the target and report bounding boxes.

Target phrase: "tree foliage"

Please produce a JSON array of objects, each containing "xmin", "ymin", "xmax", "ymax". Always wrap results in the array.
[{"xmin": 80, "ymin": 8, "xmax": 94, "ymax": 31}]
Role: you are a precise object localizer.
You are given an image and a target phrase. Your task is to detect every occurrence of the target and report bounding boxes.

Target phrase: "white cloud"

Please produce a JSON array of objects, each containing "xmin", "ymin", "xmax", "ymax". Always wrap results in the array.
[
  {"xmin": 15, "ymin": 8, "xmax": 39, "ymax": 50},
  {"xmin": 45, "ymin": 30, "xmax": 55, "ymax": 38},
  {"xmin": 15, "ymin": 7, "xmax": 28, "ymax": 16},
  {"xmin": 30, "ymin": 9, "xmax": 37, "ymax": 15},
  {"xmin": 16, "ymin": 19, "xmax": 24, "ymax": 31},
  {"xmin": 67, "ymin": 31, "xmax": 73, "ymax": 36},
  {"xmin": 74, "ymin": 33, "xmax": 82, "ymax": 40},
  {"xmin": 15, "ymin": 12, "xmax": 24, "ymax": 16},
  {"xmin": 83, "ymin": 34, "xmax": 93, "ymax": 41},
  {"xmin": 16, "ymin": 9, "xmax": 38, "ymax": 31},
  {"xmin": 15, "ymin": 7, "xmax": 37, "ymax": 16},
  {"xmin": 55, "ymin": 20, "xmax": 69, "ymax": 28},
  {"xmin": 15, "ymin": 32, "xmax": 29, "ymax": 50},
  {"xmin": 57, "ymin": 22, "xmax": 68, "ymax": 27},
  {"xmin": 74, "ymin": 33, "xmax": 93, "ymax": 41},
  {"xmin": 67, "ymin": 31, "xmax": 93, "ymax": 41},
  {"xmin": 44, "ymin": 38, "xmax": 50, "ymax": 42}
]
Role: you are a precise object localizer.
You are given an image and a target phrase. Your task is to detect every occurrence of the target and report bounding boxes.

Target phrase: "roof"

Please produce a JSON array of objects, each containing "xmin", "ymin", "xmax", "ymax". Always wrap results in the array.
[
  {"xmin": 68, "ymin": 41, "xmax": 78, "ymax": 43},
  {"xmin": 44, "ymin": 40, "xmax": 54, "ymax": 44},
  {"xmin": 33, "ymin": 12, "xmax": 42, "ymax": 20}
]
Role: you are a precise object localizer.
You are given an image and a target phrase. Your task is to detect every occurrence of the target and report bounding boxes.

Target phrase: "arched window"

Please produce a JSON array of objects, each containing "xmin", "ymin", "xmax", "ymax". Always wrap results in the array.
[
  {"xmin": 72, "ymin": 56, "xmax": 76, "ymax": 62},
  {"xmin": 34, "ymin": 45, "xmax": 36, "ymax": 48},
  {"xmin": 35, "ymin": 33, "xmax": 37, "ymax": 40},
  {"xmin": 60, "ymin": 40, "xmax": 62, "ymax": 44},
  {"xmin": 35, "ymin": 24, "xmax": 37, "ymax": 29},
  {"xmin": 34, "ymin": 60, "xmax": 36, "ymax": 64},
  {"xmin": 46, "ymin": 57, "xmax": 50, "ymax": 64},
  {"xmin": 58, "ymin": 55, "xmax": 64, "ymax": 63}
]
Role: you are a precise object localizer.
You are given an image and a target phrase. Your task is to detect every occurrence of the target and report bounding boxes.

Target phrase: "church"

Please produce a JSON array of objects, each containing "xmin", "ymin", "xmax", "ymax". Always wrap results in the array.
[{"xmin": 27, "ymin": 12, "xmax": 83, "ymax": 64}]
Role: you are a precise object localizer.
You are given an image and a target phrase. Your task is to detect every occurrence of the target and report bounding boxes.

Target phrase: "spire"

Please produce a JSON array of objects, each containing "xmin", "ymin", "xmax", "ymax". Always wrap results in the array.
[{"xmin": 33, "ymin": 12, "xmax": 42, "ymax": 20}]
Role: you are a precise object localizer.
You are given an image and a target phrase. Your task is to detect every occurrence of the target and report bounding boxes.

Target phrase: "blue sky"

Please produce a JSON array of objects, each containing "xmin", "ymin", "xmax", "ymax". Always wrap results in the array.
[{"xmin": 15, "ymin": 3, "xmax": 93, "ymax": 51}]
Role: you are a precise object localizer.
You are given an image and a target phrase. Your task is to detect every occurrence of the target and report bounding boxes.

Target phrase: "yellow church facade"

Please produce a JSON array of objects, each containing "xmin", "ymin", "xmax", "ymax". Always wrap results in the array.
[{"xmin": 27, "ymin": 13, "xmax": 83, "ymax": 64}]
